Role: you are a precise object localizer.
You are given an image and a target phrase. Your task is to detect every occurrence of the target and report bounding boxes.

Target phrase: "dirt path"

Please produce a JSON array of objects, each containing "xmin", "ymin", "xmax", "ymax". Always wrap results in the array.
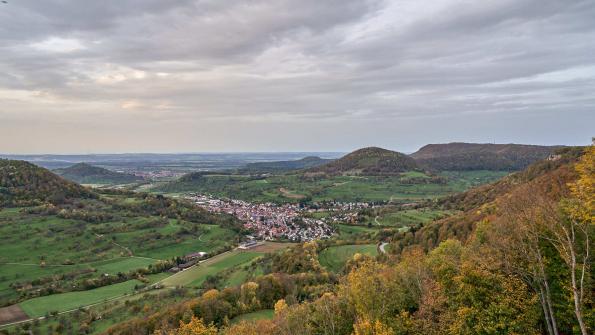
[
  {"xmin": 379, "ymin": 242, "xmax": 388, "ymax": 254},
  {"xmin": 95, "ymin": 233, "xmax": 133, "ymax": 256},
  {"xmin": 374, "ymin": 216, "xmax": 381, "ymax": 226}
]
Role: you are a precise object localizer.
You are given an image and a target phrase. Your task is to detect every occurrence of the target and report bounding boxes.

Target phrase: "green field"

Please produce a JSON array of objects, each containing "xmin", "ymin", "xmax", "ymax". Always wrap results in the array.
[
  {"xmin": 19, "ymin": 280, "xmax": 142, "ymax": 317},
  {"xmin": 231, "ymin": 309, "xmax": 274, "ymax": 324},
  {"xmin": 160, "ymin": 251, "xmax": 263, "ymax": 287},
  {"xmin": 155, "ymin": 171, "xmax": 508, "ymax": 203},
  {"xmin": 318, "ymin": 244, "xmax": 379, "ymax": 272},
  {"xmin": 375, "ymin": 209, "xmax": 454, "ymax": 227},
  {"xmin": 335, "ymin": 224, "xmax": 380, "ymax": 236}
]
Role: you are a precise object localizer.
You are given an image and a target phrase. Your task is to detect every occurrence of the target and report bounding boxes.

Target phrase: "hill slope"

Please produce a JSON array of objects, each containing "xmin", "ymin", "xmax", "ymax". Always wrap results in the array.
[
  {"xmin": 305, "ymin": 147, "xmax": 419, "ymax": 176},
  {"xmin": 54, "ymin": 163, "xmax": 143, "ymax": 184},
  {"xmin": 403, "ymin": 146, "xmax": 584, "ymax": 251},
  {"xmin": 411, "ymin": 142, "xmax": 562, "ymax": 171},
  {"xmin": 0, "ymin": 159, "xmax": 94, "ymax": 206},
  {"xmin": 240, "ymin": 156, "xmax": 334, "ymax": 173}
]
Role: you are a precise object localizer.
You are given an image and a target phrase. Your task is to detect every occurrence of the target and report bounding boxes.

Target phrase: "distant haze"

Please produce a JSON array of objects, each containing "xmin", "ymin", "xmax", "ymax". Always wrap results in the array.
[{"xmin": 0, "ymin": 0, "xmax": 593, "ymax": 154}]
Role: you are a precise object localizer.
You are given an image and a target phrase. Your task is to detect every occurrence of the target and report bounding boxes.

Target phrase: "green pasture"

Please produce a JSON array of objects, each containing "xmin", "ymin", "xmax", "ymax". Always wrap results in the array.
[
  {"xmin": 231, "ymin": 309, "xmax": 274, "ymax": 324},
  {"xmin": 19, "ymin": 280, "xmax": 142, "ymax": 317},
  {"xmin": 161, "ymin": 251, "xmax": 263, "ymax": 287},
  {"xmin": 318, "ymin": 244, "xmax": 378, "ymax": 272},
  {"xmin": 375, "ymin": 209, "xmax": 454, "ymax": 227}
]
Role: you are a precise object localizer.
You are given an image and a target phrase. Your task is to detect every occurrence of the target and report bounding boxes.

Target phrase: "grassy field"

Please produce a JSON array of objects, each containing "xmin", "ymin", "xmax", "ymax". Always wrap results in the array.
[
  {"xmin": 161, "ymin": 251, "xmax": 263, "ymax": 287},
  {"xmin": 155, "ymin": 171, "xmax": 508, "ymax": 203},
  {"xmin": 19, "ymin": 280, "xmax": 142, "ymax": 317},
  {"xmin": 375, "ymin": 208, "xmax": 454, "ymax": 227},
  {"xmin": 335, "ymin": 224, "xmax": 380, "ymax": 236},
  {"xmin": 230, "ymin": 309, "xmax": 274, "ymax": 324},
  {"xmin": 318, "ymin": 244, "xmax": 378, "ymax": 272}
]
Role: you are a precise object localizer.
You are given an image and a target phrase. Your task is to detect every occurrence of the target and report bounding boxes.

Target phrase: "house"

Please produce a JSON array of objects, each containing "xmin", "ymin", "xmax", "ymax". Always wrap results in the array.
[{"xmin": 185, "ymin": 251, "xmax": 207, "ymax": 260}]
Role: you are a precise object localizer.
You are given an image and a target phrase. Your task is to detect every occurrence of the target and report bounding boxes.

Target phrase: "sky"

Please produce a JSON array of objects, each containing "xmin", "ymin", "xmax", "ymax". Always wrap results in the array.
[{"xmin": 0, "ymin": 0, "xmax": 593, "ymax": 154}]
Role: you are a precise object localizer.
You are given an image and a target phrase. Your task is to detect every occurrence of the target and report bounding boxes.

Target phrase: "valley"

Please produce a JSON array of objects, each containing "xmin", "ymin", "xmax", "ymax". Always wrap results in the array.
[{"xmin": 0, "ymin": 143, "xmax": 591, "ymax": 335}]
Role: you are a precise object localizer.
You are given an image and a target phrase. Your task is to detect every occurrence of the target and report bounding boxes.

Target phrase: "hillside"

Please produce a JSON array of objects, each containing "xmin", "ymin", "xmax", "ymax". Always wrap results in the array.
[
  {"xmin": 305, "ymin": 147, "xmax": 419, "ymax": 176},
  {"xmin": 239, "ymin": 156, "xmax": 333, "ymax": 173},
  {"xmin": 411, "ymin": 142, "xmax": 562, "ymax": 171},
  {"xmin": 400, "ymin": 146, "xmax": 585, "ymax": 251},
  {"xmin": 54, "ymin": 163, "xmax": 143, "ymax": 185},
  {"xmin": 0, "ymin": 159, "xmax": 94, "ymax": 206}
]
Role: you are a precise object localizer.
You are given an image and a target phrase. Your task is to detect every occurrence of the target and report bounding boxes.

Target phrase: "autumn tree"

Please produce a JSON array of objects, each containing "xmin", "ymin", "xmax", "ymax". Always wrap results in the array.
[
  {"xmin": 154, "ymin": 316, "xmax": 217, "ymax": 335},
  {"xmin": 352, "ymin": 318, "xmax": 395, "ymax": 335},
  {"xmin": 553, "ymin": 144, "xmax": 593, "ymax": 335}
]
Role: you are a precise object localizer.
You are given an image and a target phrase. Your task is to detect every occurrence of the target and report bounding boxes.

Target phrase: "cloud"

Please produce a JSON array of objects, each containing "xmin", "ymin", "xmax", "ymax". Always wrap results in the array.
[{"xmin": 0, "ymin": 0, "xmax": 593, "ymax": 153}]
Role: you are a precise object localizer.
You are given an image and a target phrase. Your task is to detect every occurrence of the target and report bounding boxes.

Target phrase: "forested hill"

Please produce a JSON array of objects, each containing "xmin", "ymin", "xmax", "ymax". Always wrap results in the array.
[
  {"xmin": 0, "ymin": 159, "xmax": 94, "ymax": 206},
  {"xmin": 397, "ymin": 146, "xmax": 585, "ymax": 252},
  {"xmin": 54, "ymin": 162, "xmax": 143, "ymax": 184},
  {"xmin": 239, "ymin": 156, "xmax": 333, "ymax": 173},
  {"xmin": 304, "ymin": 147, "xmax": 419, "ymax": 176},
  {"xmin": 410, "ymin": 142, "xmax": 562, "ymax": 171}
]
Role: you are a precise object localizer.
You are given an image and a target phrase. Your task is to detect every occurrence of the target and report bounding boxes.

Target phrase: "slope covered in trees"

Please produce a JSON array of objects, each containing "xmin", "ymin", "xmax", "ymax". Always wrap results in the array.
[
  {"xmin": 399, "ymin": 146, "xmax": 585, "ymax": 252},
  {"xmin": 54, "ymin": 162, "xmax": 143, "ymax": 184},
  {"xmin": 305, "ymin": 147, "xmax": 419, "ymax": 176},
  {"xmin": 0, "ymin": 159, "xmax": 94, "ymax": 206},
  {"xmin": 411, "ymin": 142, "xmax": 562, "ymax": 171}
]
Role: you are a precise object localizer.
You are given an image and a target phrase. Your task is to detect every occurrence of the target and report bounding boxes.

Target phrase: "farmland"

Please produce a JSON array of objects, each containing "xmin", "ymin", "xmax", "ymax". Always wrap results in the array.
[
  {"xmin": 160, "ymin": 251, "xmax": 263, "ymax": 287},
  {"xmin": 154, "ymin": 171, "xmax": 508, "ymax": 203},
  {"xmin": 0, "ymin": 191, "xmax": 240, "ymax": 309}
]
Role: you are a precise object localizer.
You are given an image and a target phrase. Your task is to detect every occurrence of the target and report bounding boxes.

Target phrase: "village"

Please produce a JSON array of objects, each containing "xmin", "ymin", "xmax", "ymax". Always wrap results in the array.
[{"xmin": 185, "ymin": 193, "xmax": 377, "ymax": 242}]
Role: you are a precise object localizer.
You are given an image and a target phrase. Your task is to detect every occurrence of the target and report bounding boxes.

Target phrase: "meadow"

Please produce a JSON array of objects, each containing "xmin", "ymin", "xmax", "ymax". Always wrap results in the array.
[
  {"xmin": 318, "ymin": 244, "xmax": 379, "ymax": 272},
  {"xmin": 230, "ymin": 309, "xmax": 274, "ymax": 324},
  {"xmin": 161, "ymin": 251, "xmax": 264, "ymax": 287}
]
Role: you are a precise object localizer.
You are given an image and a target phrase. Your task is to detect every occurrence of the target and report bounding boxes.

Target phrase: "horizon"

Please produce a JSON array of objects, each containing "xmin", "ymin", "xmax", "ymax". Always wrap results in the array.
[
  {"xmin": 1, "ymin": 0, "xmax": 594, "ymax": 153},
  {"xmin": 0, "ymin": 140, "xmax": 588, "ymax": 156}
]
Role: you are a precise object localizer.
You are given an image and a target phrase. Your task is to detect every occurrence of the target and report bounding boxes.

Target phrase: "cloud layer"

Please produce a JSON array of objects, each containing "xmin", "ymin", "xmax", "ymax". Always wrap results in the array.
[{"xmin": 1, "ymin": 0, "xmax": 593, "ymax": 153}]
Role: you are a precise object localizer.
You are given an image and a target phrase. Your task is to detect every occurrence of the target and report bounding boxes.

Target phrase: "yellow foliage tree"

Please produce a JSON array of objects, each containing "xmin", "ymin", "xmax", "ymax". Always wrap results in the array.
[
  {"xmin": 201, "ymin": 289, "xmax": 219, "ymax": 301},
  {"xmin": 223, "ymin": 320, "xmax": 276, "ymax": 335},
  {"xmin": 556, "ymin": 144, "xmax": 594, "ymax": 335},
  {"xmin": 155, "ymin": 316, "xmax": 217, "ymax": 335},
  {"xmin": 274, "ymin": 298, "xmax": 288, "ymax": 315},
  {"xmin": 352, "ymin": 318, "xmax": 395, "ymax": 335}
]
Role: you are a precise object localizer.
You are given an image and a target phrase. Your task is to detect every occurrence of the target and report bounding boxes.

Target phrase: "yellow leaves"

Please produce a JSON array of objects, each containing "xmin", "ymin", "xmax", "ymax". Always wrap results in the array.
[
  {"xmin": 201, "ymin": 289, "xmax": 219, "ymax": 301},
  {"xmin": 240, "ymin": 282, "xmax": 260, "ymax": 310},
  {"xmin": 274, "ymin": 299, "xmax": 288, "ymax": 315},
  {"xmin": 566, "ymin": 144, "xmax": 594, "ymax": 224},
  {"xmin": 352, "ymin": 318, "xmax": 395, "ymax": 335},
  {"xmin": 223, "ymin": 320, "xmax": 276, "ymax": 335},
  {"xmin": 155, "ymin": 316, "xmax": 217, "ymax": 335}
]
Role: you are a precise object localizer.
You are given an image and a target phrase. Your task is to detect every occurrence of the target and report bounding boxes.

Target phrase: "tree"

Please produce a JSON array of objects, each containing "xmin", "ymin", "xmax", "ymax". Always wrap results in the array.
[
  {"xmin": 155, "ymin": 316, "xmax": 217, "ymax": 335},
  {"xmin": 485, "ymin": 191, "xmax": 561, "ymax": 335},
  {"xmin": 223, "ymin": 320, "xmax": 276, "ymax": 335},
  {"xmin": 274, "ymin": 299, "xmax": 288, "ymax": 315},
  {"xmin": 352, "ymin": 318, "xmax": 395, "ymax": 335},
  {"xmin": 553, "ymin": 145, "xmax": 593, "ymax": 335}
]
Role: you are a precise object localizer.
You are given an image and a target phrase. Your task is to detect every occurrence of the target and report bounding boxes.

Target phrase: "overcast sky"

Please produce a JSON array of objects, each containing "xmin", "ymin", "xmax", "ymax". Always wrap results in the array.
[{"xmin": 0, "ymin": 0, "xmax": 593, "ymax": 154}]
